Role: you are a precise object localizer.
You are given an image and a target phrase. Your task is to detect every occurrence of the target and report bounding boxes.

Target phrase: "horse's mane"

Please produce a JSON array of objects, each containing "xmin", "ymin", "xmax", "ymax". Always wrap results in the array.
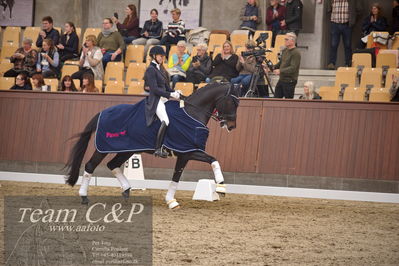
[{"xmin": 186, "ymin": 83, "xmax": 231, "ymax": 101}]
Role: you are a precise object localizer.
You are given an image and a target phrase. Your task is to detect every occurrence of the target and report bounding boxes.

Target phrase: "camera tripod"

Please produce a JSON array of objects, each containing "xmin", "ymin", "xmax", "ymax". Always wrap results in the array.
[{"xmin": 244, "ymin": 59, "xmax": 275, "ymax": 98}]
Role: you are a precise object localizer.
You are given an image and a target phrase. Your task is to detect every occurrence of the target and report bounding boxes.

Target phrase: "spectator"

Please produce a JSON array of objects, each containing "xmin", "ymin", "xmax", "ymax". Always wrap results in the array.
[
  {"xmin": 231, "ymin": 40, "xmax": 257, "ymax": 96},
  {"xmin": 208, "ymin": 41, "xmax": 239, "ymax": 83},
  {"xmin": 272, "ymin": 32, "xmax": 301, "ymax": 99},
  {"xmin": 56, "ymin": 22, "xmax": 79, "ymax": 62},
  {"xmin": 266, "ymin": 0, "xmax": 287, "ymax": 47},
  {"xmin": 358, "ymin": 3, "xmax": 388, "ymax": 48},
  {"xmin": 167, "ymin": 40, "xmax": 191, "ymax": 89},
  {"xmin": 36, "ymin": 16, "xmax": 60, "ymax": 48},
  {"xmin": 9, "ymin": 73, "xmax": 32, "ymax": 90},
  {"xmin": 285, "ymin": 0, "xmax": 303, "ymax": 37},
  {"xmin": 160, "ymin": 8, "xmax": 186, "ymax": 56},
  {"xmin": 326, "ymin": 0, "xmax": 362, "ymax": 70},
  {"xmin": 36, "ymin": 39, "xmax": 60, "ymax": 78},
  {"xmin": 97, "ymin": 18, "xmax": 125, "ymax": 68},
  {"xmin": 72, "ymin": 35, "xmax": 104, "ymax": 82},
  {"xmin": 240, "ymin": 0, "xmax": 262, "ymax": 31},
  {"xmin": 112, "ymin": 4, "xmax": 140, "ymax": 44},
  {"xmin": 81, "ymin": 73, "xmax": 99, "ymax": 93},
  {"xmin": 392, "ymin": 0, "xmax": 399, "ymax": 34},
  {"xmin": 186, "ymin": 43, "xmax": 212, "ymax": 84},
  {"xmin": 31, "ymin": 73, "xmax": 50, "ymax": 91},
  {"xmin": 60, "ymin": 75, "xmax": 78, "ymax": 92},
  {"xmin": 299, "ymin": 81, "xmax": 321, "ymax": 99},
  {"xmin": 132, "ymin": 9, "xmax": 163, "ymax": 56},
  {"xmin": 4, "ymin": 38, "xmax": 37, "ymax": 77}
]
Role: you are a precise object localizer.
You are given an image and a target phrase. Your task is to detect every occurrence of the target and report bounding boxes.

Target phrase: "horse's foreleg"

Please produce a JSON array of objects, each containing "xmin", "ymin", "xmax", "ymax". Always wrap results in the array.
[
  {"xmin": 107, "ymin": 152, "xmax": 134, "ymax": 198},
  {"xmin": 80, "ymin": 151, "xmax": 107, "ymax": 204},
  {"xmin": 165, "ymin": 155, "xmax": 188, "ymax": 209}
]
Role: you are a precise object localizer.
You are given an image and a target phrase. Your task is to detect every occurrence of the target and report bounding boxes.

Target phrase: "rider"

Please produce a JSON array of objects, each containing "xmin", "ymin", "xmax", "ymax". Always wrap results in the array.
[{"xmin": 144, "ymin": 46, "xmax": 180, "ymax": 158}]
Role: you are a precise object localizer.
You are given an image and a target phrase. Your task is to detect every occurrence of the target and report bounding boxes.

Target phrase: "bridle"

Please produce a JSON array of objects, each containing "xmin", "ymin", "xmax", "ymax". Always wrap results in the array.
[{"xmin": 181, "ymin": 84, "xmax": 240, "ymax": 122}]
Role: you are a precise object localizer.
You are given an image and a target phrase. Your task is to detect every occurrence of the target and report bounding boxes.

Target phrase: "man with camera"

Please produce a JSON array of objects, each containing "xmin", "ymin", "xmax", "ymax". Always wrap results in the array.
[{"xmin": 272, "ymin": 32, "xmax": 300, "ymax": 99}]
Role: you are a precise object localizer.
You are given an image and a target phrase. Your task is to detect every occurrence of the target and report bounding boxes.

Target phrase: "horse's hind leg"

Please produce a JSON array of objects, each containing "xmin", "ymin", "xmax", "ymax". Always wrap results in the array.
[
  {"xmin": 80, "ymin": 151, "xmax": 107, "ymax": 204},
  {"xmin": 107, "ymin": 152, "xmax": 134, "ymax": 198},
  {"xmin": 165, "ymin": 155, "xmax": 188, "ymax": 209}
]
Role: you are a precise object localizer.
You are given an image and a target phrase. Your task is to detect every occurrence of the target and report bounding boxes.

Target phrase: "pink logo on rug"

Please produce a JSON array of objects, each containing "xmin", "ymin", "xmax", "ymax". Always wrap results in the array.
[{"xmin": 106, "ymin": 130, "xmax": 127, "ymax": 138}]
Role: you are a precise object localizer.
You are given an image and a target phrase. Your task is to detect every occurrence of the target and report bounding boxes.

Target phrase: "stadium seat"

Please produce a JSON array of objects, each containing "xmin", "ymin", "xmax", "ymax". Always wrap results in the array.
[
  {"xmin": 376, "ymin": 53, "xmax": 397, "ymax": 69},
  {"xmin": 125, "ymin": 45, "xmax": 145, "ymax": 66},
  {"xmin": 0, "ymin": 77, "xmax": 15, "ymax": 90},
  {"xmin": 82, "ymin": 28, "xmax": 101, "ymax": 44},
  {"xmin": 2, "ymin": 27, "xmax": 21, "ymax": 47},
  {"xmin": 253, "ymin": 30, "xmax": 272, "ymax": 48},
  {"xmin": 212, "ymin": 47, "xmax": 222, "ymax": 59},
  {"xmin": 318, "ymin": 86, "xmax": 340, "ymax": 101},
  {"xmin": 208, "ymin": 33, "xmax": 227, "ymax": 52},
  {"xmin": 385, "ymin": 68, "xmax": 399, "ymax": 88},
  {"xmin": 23, "ymin": 27, "xmax": 40, "ymax": 49},
  {"xmin": 127, "ymin": 80, "xmax": 145, "ymax": 94},
  {"xmin": 343, "ymin": 87, "xmax": 367, "ymax": 101},
  {"xmin": 125, "ymin": 63, "xmax": 146, "ymax": 85},
  {"xmin": 175, "ymin": 82, "xmax": 194, "ymax": 96},
  {"xmin": 352, "ymin": 53, "xmax": 372, "ymax": 69},
  {"xmin": 61, "ymin": 65, "xmax": 79, "ymax": 79},
  {"xmin": 64, "ymin": 60, "xmax": 80, "ymax": 65},
  {"xmin": 0, "ymin": 45, "xmax": 18, "ymax": 60},
  {"xmin": 360, "ymin": 68, "xmax": 382, "ymax": 88},
  {"xmin": 335, "ymin": 67, "xmax": 357, "ymax": 88},
  {"xmin": 95, "ymin": 80, "xmax": 103, "ymax": 91},
  {"xmin": 0, "ymin": 62, "xmax": 13, "ymax": 76},
  {"xmin": 274, "ymin": 34, "xmax": 286, "ymax": 50},
  {"xmin": 73, "ymin": 79, "xmax": 80, "ymax": 90},
  {"xmin": 44, "ymin": 79, "xmax": 59, "ymax": 92},
  {"xmin": 104, "ymin": 80, "xmax": 124, "ymax": 94},
  {"xmin": 104, "ymin": 62, "xmax": 124, "ymax": 84},
  {"xmin": 230, "ymin": 32, "xmax": 248, "ymax": 50},
  {"xmin": 369, "ymin": 87, "xmax": 391, "ymax": 102}
]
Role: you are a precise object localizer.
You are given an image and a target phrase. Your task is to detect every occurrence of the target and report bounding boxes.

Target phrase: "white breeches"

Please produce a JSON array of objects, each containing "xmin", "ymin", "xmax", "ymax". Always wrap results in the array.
[{"xmin": 156, "ymin": 97, "xmax": 169, "ymax": 126}]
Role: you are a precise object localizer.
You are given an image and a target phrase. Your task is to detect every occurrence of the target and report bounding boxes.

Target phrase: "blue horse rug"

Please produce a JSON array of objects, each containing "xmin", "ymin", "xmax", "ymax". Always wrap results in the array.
[{"xmin": 95, "ymin": 100, "xmax": 209, "ymax": 153}]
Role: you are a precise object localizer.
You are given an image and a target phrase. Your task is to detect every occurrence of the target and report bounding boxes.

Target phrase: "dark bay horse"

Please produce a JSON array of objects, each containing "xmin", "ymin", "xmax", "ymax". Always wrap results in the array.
[{"xmin": 65, "ymin": 83, "xmax": 240, "ymax": 209}]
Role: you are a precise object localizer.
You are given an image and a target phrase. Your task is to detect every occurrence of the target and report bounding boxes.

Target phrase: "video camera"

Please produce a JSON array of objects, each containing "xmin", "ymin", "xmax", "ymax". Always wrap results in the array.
[{"xmin": 241, "ymin": 32, "xmax": 274, "ymax": 70}]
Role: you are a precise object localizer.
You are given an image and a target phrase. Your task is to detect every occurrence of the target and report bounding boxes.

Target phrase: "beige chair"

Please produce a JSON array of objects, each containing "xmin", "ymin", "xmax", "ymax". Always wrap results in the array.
[
  {"xmin": 44, "ymin": 79, "xmax": 59, "ymax": 92},
  {"xmin": 23, "ymin": 27, "xmax": 41, "ymax": 49},
  {"xmin": 359, "ymin": 68, "xmax": 382, "ymax": 88},
  {"xmin": 0, "ymin": 62, "xmax": 13, "ymax": 76},
  {"xmin": 352, "ymin": 53, "xmax": 372, "ymax": 69},
  {"xmin": 127, "ymin": 80, "xmax": 145, "ymax": 94},
  {"xmin": 369, "ymin": 87, "xmax": 391, "ymax": 102},
  {"xmin": 335, "ymin": 67, "xmax": 357, "ymax": 88},
  {"xmin": 385, "ymin": 68, "xmax": 399, "ymax": 88},
  {"xmin": 174, "ymin": 82, "xmax": 194, "ymax": 96},
  {"xmin": 231, "ymin": 33, "xmax": 248, "ymax": 50},
  {"xmin": 125, "ymin": 45, "xmax": 145, "ymax": 67},
  {"xmin": 0, "ymin": 77, "xmax": 15, "ymax": 90},
  {"xmin": 61, "ymin": 65, "xmax": 79, "ymax": 79},
  {"xmin": 318, "ymin": 86, "xmax": 340, "ymax": 101},
  {"xmin": 104, "ymin": 80, "xmax": 124, "ymax": 94},
  {"xmin": 208, "ymin": 33, "xmax": 227, "ymax": 52},
  {"xmin": 2, "ymin": 26, "xmax": 21, "ymax": 47},
  {"xmin": 343, "ymin": 87, "xmax": 367, "ymax": 101},
  {"xmin": 376, "ymin": 53, "xmax": 397, "ymax": 69},
  {"xmin": 125, "ymin": 63, "xmax": 146, "ymax": 86},
  {"xmin": 0, "ymin": 45, "xmax": 18, "ymax": 61},
  {"xmin": 103, "ymin": 62, "xmax": 124, "ymax": 84}
]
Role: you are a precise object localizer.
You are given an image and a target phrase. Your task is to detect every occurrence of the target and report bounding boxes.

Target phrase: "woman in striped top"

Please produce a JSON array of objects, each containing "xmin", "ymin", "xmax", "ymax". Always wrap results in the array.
[{"xmin": 160, "ymin": 8, "xmax": 186, "ymax": 56}]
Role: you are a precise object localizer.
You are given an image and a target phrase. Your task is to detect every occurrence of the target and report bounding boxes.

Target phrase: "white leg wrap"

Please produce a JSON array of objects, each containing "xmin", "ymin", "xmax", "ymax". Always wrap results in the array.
[
  {"xmin": 79, "ymin": 171, "xmax": 92, "ymax": 196},
  {"xmin": 165, "ymin": 181, "xmax": 178, "ymax": 203},
  {"xmin": 211, "ymin": 161, "xmax": 224, "ymax": 184},
  {"xmin": 111, "ymin": 168, "xmax": 131, "ymax": 191}
]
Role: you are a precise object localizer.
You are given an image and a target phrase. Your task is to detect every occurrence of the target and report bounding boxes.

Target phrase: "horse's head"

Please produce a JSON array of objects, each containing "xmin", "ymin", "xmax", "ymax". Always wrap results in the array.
[{"xmin": 214, "ymin": 84, "xmax": 240, "ymax": 132}]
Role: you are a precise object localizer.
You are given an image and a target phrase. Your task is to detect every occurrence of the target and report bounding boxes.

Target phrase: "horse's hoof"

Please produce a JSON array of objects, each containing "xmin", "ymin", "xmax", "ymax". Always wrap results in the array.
[
  {"xmin": 81, "ymin": 196, "xmax": 89, "ymax": 205},
  {"xmin": 166, "ymin": 199, "xmax": 180, "ymax": 209},
  {"xmin": 217, "ymin": 192, "xmax": 226, "ymax": 197},
  {"xmin": 122, "ymin": 188, "xmax": 131, "ymax": 199},
  {"xmin": 216, "ymin": 184, "xmax": 226, "ymax": 196}
]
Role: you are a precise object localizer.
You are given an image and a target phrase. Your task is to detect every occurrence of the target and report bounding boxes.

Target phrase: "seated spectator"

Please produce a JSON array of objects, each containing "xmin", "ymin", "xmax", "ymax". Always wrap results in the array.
[
  {"xmin": 36, "ymin": 39, "xmax": 60, "ymax": 78},
  {"xmin": 208, "ymin": 41, "xmax": 239, "ymax": 82},
  {"xmin": 81, "ymin": 73, "xmax": 99, "ymax": 93},
  {"xmin": 359, "ymin": 3, "xmax": 388, "ymax": 48},
  {"xmin": 285, "ymin": 0, "xmax": 303, "ymax": 37},
  {"xmin": 393, "ymin": 0, "xmax": 399, "ymax": 34},
  {"xmin": 160, "ymin": 8, "xmax": 186, "ymax": 56},
  {"xmin": 112, "ymin": 4, "xmax": 140, "ymax": 44},
  {"xmin": 97, "ymin": 18, "xmax": 125, "ymax": 68},
  {"xmin": 56, "ymin": 22, "xmax": 79, "ymax": 62},
  {"xmin": 299, "ymin": 81, "xmax": 321, "ymax": 100},
  {"xmin": 167, "ymin": 40, "xmax": 191, "ymax": 89},
  {"xmin": 186, "ymin": 43, "xmax": 212, "ymax": 84},
  {"xmin": 240, "ymin": 0, "xmax": 262, "ymax": 31},
  {"xmin": 266, "ymin": 0, "xmax": 286, "ymax": 47},
  {"xmin": 10, "ymin": 73, "xmax": 32, "ymax": 90},
  {"xmin": 31, "ymin": 73, "xmax": 50, "ymax": 91},
  {"xmin": 72, "ymin": 35, "xmax": 104, "ymax": 82},
  {"xmin": 132, "ymin": 8, "xmax": 163, "ymax": 56},
  {"xmin": 36, "ymin": 16, "xmax": 60, "ymax": 48},
  {"xmin": 231, "ymin": 40, "xmax": 257, "ymax": 96},
  {"xmin": 60, "ymin": 75, "xmax": 78, "ymax": 92},
  {"xmin": 4, "ymin": 38, "xmax": 38, "ymax": 77}
]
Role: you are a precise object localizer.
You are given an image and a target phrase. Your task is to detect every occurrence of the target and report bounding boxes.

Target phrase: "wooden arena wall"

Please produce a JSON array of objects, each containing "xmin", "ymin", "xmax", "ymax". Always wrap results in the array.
[{"xmin": 1, "ymin": 91, "xmax": 398, "ymax": 181}]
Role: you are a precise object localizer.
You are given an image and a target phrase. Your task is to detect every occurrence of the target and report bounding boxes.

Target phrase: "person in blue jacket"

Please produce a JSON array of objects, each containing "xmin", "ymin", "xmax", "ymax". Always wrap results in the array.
[{"xmin": 144, "ymin": 46, "xmax": 181, "ymax": 158}]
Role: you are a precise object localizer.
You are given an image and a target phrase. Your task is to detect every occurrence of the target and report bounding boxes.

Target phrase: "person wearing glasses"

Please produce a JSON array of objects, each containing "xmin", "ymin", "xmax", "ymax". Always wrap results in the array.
[
  {"xmin": 10, "ymin": 73, "xmax": 32, "ymax": 90},
  {"xmin": 97, "ymin": 18, "xmax": 125, "ymax": 68},
  {"xmin": 271, "ymin": 32, "xmax": 301, "ymax": 99}
]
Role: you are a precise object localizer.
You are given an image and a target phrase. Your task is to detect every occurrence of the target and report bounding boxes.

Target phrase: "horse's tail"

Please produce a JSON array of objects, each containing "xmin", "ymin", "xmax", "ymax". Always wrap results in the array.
[{"xmin": 65, "ymin": 113, "xmax": 99, "ymax": 186}]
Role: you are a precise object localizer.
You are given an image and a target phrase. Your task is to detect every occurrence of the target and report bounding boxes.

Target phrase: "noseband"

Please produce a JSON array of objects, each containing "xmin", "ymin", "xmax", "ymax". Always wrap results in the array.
[{"xmin": 213, "ymin": 85, "xmax": 240, "ymax": 122}]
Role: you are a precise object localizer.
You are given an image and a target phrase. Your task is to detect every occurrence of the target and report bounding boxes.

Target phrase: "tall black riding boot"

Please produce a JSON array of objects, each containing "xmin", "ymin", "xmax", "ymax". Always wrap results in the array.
[{"xmin": 154, "ymin": 121, "xmax": 168, "ymax": 158}]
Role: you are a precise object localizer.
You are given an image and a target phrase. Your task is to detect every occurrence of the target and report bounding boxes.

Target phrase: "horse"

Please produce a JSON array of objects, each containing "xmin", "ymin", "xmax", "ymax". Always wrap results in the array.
[
  {"xmin": 65, "ymin": 83, "xmax": 240, "ymax": 209},
  {"xmin": 0, "ymin": 0, "xmax": 14, "ymax": 19}
]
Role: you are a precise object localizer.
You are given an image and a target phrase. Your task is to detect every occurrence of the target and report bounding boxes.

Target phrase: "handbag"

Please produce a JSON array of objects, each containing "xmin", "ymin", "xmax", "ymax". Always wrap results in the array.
[{"xmin": 167, "ymin": 67, "xmax": 186, "ymax": 78}]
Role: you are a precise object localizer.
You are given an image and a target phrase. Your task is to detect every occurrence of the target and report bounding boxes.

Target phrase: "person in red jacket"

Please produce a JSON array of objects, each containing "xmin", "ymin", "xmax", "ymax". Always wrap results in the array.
[{"xmin": 266, "ymin": 0, "xmax": 287, "ymax": 47}]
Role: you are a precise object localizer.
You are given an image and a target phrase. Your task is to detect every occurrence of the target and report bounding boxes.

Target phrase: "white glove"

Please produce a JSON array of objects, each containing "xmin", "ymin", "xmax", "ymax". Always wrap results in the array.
[
  {"xmin": 170, "ymin": 91, "xmax": 180, "ymax": 100},
  {"xmin": 175, "ymin": 90, "xmax": 182, "ymax": 95}
]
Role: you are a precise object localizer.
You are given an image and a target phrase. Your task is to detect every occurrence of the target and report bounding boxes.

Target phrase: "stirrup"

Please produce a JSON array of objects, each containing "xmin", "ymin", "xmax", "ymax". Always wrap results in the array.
[
  {"xmin": 216, "ymin": 183, "xmax": 226, "ymax": 194},
  {"xmin": 166, "ymin": 199, "xmax": 180, "ymax": 209},
  {"xmin": 154, "ymin": 148, "xmax": 168, "ymax": 158}
]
